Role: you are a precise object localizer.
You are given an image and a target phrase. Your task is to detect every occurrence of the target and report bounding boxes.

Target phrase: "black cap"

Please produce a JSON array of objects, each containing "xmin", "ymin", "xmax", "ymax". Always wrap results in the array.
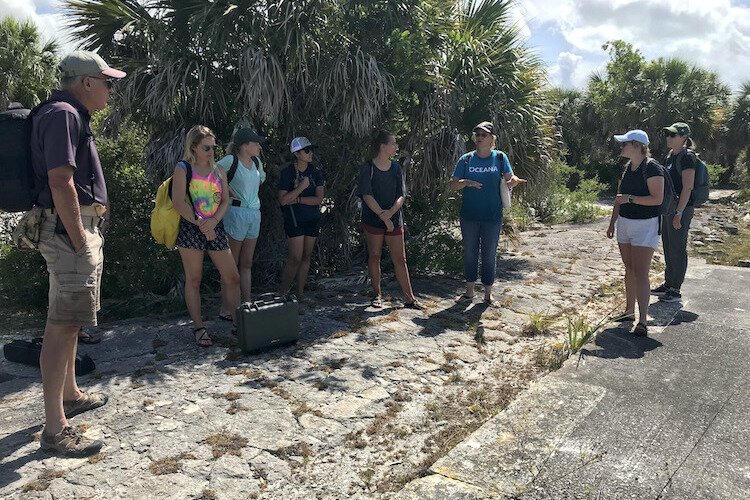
[
  {"xmin": 233, "ymin": 128, "xmax": 266, "ymax": 145},
  {"xmin": 473, "ymin": 121, "xmax": 495, "ymax": 135}
]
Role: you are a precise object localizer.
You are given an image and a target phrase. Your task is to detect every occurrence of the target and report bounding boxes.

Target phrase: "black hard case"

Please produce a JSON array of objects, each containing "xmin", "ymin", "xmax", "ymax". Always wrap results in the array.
[{"xmin": 236, "ymin": 293, "xmax": 299, "ymax": 353}]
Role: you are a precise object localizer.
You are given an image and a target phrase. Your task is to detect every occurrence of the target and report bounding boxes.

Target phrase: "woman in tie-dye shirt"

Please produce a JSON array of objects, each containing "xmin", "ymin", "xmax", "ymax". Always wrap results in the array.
[{"xmin": 171, "ymin": 125, "xmax": 240, "ymax": 347}]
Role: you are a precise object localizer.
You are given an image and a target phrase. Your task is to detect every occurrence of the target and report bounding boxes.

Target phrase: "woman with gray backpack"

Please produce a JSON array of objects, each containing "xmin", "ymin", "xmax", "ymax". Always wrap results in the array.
[{"xmin": 651, "ymin": 122, "xmax": 709, "ymax": 303}]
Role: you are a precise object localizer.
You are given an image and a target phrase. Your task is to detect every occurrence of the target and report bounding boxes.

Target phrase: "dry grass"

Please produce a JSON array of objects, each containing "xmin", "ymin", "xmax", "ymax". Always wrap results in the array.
[
  {"xmin": 22, "ymin": 469, "xmax": 65, "ymax": 492},
  {"xmin": 149, "ymin": 452, "xmax": 198, "ymax": 475},
  {"xmin": 270, "ymin": 442, "xmax": 314, "ymax": 468},
  {"xmin": 366, "ymin": 402, "xmax": 403, "ymax": 435},
  {"xmin": 200, "ymin": 489, "xmax": 217, "ymax": 500},
  {"xmin": 346, "ymin": 430, "xmax": 368, "ymax": 449},
  {"xmin": 443, "ymin": 351, "xmax": 460, "ymax": 362},
  {"xmin": 87, "ymin": 453, "xmax": 106, "ymax": 464},
  {"xmin": 227, "ymin": 401, "xmax": 249, "ymax": 415},
  {"xmin": 292, "ymin": 402, "xmax": 312, "ymax": 417},
  {"xmin": 330, "ymin": 330, "xmax": 348, "ymax": 339},
  {"xmin": 142, "ymin": 398, "xmax": 155, "ymax": 407},
  {"xmin": 224, "ymin": 391, "xmax": 241, "ymax": 401},
  {"xmin": 205, "ymin": 431, "xmax": 249, "ymax": 458}
]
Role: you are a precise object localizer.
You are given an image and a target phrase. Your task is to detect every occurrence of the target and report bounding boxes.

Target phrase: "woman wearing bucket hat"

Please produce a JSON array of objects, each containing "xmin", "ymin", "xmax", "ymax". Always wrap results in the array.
[
  {"xmin": 606, "ymin": 129, "xmax": 664, "ymax": 336},
  {"xmin": 278, "ymin": 136, "xmax": 325, "ymax": 305},
  {"xmin": 449, "ymin": 121, "xmax": 526, "ymax": 306},
  {"xmin": 216, "ymin": 128, "xmax": 266, "ymax": 319},
  {"xmin": 650, "ymin": 122, "xmax": 697, "ymax": 304}
]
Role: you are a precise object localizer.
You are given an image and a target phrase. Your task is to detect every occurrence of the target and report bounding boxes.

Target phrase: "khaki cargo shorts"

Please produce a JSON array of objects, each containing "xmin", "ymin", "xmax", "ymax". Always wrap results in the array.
[{"xmin": 38, "ymin": 206, "xmax": 105, "ymax": 327}]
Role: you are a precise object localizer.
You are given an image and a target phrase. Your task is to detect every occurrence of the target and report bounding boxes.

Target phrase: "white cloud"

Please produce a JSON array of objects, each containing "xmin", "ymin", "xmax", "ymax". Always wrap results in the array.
[
  {"xmin": 0, "ymin": 0, "xmax": 76, "ymax": 54},
  {"xmin": 517, "ymin": 0, "xmax": 750, "ymax": 89}
]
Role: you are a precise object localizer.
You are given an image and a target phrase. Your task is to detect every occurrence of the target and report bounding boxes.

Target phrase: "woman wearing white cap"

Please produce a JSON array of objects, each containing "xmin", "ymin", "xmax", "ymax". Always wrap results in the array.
[
  {"xmin": 607, "ymin": 129, "xmax": 664, "ymax": 336},
  {"xmin": 216, "ymin": 128, "xmax": 266, "ymax": 319},
  {"xmin": 278, "ymin": 137, "xmax": 325, "ymax": 305}
]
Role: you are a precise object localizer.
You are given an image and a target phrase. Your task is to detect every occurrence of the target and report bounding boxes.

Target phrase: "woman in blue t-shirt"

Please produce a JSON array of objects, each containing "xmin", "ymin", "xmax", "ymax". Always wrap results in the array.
[
  {"xmin": 357, "ymin": 130, "xmax": 422, "ymax": 310},
  {"xmin": 216, "ymin": 128, "xmax": 266, "ymax": 319},
  {"xmin": 449, "ymin": 121, "xmax": 526, "ymax": 305},
  {"xmin": 278, "ymin": 136, "xmax": 325, "ymax": 305}
]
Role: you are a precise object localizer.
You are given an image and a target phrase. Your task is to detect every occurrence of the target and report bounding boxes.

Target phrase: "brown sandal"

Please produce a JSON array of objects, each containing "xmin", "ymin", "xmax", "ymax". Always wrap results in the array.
[{"xmin": 193, "ymin": 327, "xmax": 213, "ymax": 347}]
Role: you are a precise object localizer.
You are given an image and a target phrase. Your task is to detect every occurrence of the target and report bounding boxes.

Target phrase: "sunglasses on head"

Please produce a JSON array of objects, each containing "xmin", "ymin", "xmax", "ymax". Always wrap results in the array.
[
  {"xmin": 201, "ymin": 145, "xmax": 219, "ymax": 152},
  {"xmin": 86, "ymin": 75, "xmax": 116, "ymax": 90},
  {"xmin": 664, "ymin": 131, "xmax": 678, "ymax": 138}
]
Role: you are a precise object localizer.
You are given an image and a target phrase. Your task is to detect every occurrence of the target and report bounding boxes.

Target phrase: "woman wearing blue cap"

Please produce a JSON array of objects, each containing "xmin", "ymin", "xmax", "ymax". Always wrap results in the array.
[
  {"xmin": 216, "ymin": 128, "xmax": 266, "ymax": 319},
  {"xmin": 607, "ymin": 129, "xmax": 664, "ymax": 336},
  {"xmin": 278, "ymin": 137, "xmax": 325, "ymax": 305}
]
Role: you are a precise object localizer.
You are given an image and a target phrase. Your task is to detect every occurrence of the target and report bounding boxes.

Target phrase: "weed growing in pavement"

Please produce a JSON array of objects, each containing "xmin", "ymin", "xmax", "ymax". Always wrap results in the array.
[
  {"xmin": 149, "ymin": 452, "xmax": 197, "ymax": 475},
  {"xmin": 566, "ymin": 314, "xmax": 609, "ymax": 355},
  {"xmin": 522, "ymin": 310, "xmax": 555, "ymax": 336},
  {"xmin": 204, "ymin": 431, "xmax": 249, "ymax": 458},
  {"xmin": 22, "ymin": 469, "xmax": 65, "ymax": 492}
]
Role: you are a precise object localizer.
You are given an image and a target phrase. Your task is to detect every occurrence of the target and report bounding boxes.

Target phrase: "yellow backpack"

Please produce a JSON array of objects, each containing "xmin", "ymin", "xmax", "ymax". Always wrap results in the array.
[{"xmin": 150, "ymin": 162, "xmax": 194, "ymax": 249}]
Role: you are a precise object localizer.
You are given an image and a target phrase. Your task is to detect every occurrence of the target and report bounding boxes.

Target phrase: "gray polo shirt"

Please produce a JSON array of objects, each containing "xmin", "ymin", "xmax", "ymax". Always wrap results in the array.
[{"xmin": 30, "ymin": 90, "xmax": 108, "ymax": 209}]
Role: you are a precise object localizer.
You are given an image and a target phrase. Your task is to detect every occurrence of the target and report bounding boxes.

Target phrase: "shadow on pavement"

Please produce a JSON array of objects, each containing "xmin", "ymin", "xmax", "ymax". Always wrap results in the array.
[
  {"xmin": 581, "ymin": 326, "xmax": 663, "ymax": 360},
  {"xmin": 0, "ymin": 424, "xmax": 43, "ymax": 489}
]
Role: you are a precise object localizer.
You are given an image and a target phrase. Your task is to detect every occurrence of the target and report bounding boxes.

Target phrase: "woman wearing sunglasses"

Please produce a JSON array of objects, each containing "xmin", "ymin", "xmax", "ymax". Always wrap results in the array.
[
  {"xmin": 357, "ymin": 130, "xmax": 422, "ymax": 310},
  {"xmin": 278, "ymin": 137, "xmax": 325, "ymax": 305},
  {"xmin": 216, "ymin": 128, "xmax": 266, "ymax": 319},
  {"xmin": 172, "ymin": 125, "xmax": 240, "ymax": 347},
  {"xmin": 449, "ymin": 121, "xmax": 526, "ymax": 305},
  {"xmin": 606, "ymin": 130, "xmax": 664, "ymax": 336},
  {"xmin": 651, "ymin": 122, "xmax": 697, "ymax": 303}
]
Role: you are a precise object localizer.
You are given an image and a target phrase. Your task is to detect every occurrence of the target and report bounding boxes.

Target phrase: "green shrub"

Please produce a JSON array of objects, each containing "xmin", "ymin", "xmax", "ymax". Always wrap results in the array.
[
  {"xmin": 706, "ymin": 163, "xmax": 728, "ymax": 186},
  {"xmin": 0, "ymin": 120, "xmax": 184, "ymax": 312},
  {"xmin": 527, "ymin": 160, "xmax": 606, "ymax": 224}
]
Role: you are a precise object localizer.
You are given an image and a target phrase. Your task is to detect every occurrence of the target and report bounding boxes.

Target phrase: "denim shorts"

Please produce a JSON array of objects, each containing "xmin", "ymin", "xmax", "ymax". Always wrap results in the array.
[
  {"xmin": 616, "ymin": 216, "xmax": 659, "ymax": 250},
  {"xmin": 39, "ymin": 208, "xmax": 104, "ymax": 327},
  {"xmin": 176, "ymin": 218, "xmax": 229, "ymax": 251},
  {"xmin": 224, "ymin": 205, "xmax": 261, "ymax": 240}
]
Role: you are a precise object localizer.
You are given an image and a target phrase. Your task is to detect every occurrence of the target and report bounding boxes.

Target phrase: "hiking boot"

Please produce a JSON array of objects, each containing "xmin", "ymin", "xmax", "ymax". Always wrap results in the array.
[
  {"xmin": 40, "ymin": 426, "xmax": 103, "ymax": 457},
  {"xmin": 659, "ymin": 289, "xmax": 682, "ymax": 303},
  {"xmin": 64, "ymin": 392, "xmax": 108, "ymax": 418},
  {"xmin": 651, "ymin": 284, "xmax": 669, "ymax": 296}
]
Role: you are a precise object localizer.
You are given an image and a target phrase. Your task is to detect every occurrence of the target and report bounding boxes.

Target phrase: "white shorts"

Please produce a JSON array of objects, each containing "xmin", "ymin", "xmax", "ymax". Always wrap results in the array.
[{"xmin": 616, "ymin": 216, "xmax": 660, "ymax": 249}]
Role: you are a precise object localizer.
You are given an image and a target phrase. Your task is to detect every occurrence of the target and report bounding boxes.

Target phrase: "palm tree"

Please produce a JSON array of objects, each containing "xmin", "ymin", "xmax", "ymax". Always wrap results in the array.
[
  {"xmin": 63, "ymin": 0, "xmax": 553, "ymax": 277},
  {"xmin": 0, "ymin": 17, "xmax": 59, "ymax": 109}
]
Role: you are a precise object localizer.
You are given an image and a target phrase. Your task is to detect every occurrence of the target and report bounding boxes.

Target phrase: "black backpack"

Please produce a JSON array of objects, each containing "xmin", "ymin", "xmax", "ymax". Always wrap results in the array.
[
  {"xmin": 643, "ymin": 158, "xmax": 676, "ymax": 216},
  {"xmin": 0, "ymin": 100, "xmax": 85, "ymax": 212},
  {"xmin": 675, "ymin": 149, "xmax": 710, "ymax": 207},
  {"xmin": 226, "ymin": 155, "xmax": 260, "ymax": 184}
]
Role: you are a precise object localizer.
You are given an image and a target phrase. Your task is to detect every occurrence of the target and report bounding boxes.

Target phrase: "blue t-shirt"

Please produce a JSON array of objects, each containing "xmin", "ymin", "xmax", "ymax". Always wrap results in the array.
[{"xmin": 452, "ymin": 150, "xmax": 513, "ymax": 221}]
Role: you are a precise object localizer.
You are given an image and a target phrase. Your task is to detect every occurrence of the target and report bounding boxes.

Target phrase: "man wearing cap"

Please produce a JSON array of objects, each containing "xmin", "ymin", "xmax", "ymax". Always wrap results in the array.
[
  {"xmin": 651, "ymin": 122, "xmax": 697, "ymax": 303},
  {"xmin": 30, "ymin": 50, "xmax": 125, "ymax": 456}
]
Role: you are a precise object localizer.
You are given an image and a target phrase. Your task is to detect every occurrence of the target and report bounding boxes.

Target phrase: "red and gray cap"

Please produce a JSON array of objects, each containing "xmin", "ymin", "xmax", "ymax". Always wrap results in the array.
[{"xmin": 59, "ymin": 50, "xmax": 127, "ymax": 79}]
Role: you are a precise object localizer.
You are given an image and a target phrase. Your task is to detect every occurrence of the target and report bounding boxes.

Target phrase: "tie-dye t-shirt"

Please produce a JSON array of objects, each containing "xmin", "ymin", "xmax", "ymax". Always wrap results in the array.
[{"xmin": 178, "ymin": 162, "xmax": 223, "ymax": 219}]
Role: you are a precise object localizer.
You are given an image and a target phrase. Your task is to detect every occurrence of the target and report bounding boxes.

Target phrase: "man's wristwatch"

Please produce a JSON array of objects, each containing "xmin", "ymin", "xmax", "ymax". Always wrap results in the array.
[
  {"xmin": 628, "ymin": 195, "xmax": 634, "ymax": 204},
  {"xmin": 675, "ymin": 210, "xmax": 683, "ymax": 216}
]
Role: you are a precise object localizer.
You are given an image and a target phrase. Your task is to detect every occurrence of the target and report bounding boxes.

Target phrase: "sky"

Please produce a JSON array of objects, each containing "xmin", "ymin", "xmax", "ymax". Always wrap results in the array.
[{"xmin": 2, "ymin": 0, "xmax": 749, "ymax": 91}]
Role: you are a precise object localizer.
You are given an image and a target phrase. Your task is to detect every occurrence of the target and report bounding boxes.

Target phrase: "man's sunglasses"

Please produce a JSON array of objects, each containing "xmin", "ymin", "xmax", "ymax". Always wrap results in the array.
[
  {"xmin": 86, "ymin": 76, "xmax": 116, "ymax": 90},
  {"xmin": 473, "ymin": 132, "xmax": 490, "ymax": 139},
  {"xmin": 201, "ymin": 145, "xmax": 219, "ymax": 152},
  {"xmin": 664, "ymin": 131, "xmax": 678, "ymax": 138}
]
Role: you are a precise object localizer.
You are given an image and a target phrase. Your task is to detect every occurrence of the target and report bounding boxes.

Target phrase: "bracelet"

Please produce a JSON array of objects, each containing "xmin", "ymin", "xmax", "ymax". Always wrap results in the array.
[
  {"xmin": 675, "ymin": 210, "xmax": 683, "ymax": 216},
  {"xmin": 628, "ymin": 195, "xmax": 634, "ymax": 204}
]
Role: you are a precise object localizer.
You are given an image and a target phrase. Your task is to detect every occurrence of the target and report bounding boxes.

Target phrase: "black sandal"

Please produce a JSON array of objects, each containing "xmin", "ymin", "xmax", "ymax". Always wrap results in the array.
[
  {"xmin": 370, "ymin": 296, "xmax": 383, "ymax": 309},
  {"xmin": 632, "ymin": 322, "xmax": 648, "ymax": 336},
  {"xmin": 403, "ymin": 300, "xmax": 425, "ymax": 311},
  {"xmin": 193, "ymin": 327, "xmax": 213, "ymax": 347}
]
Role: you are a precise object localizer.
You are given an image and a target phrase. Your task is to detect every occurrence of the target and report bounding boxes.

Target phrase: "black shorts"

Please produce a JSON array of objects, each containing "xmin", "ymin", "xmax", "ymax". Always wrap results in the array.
[
  {"xmin": 284, "ymin": 218, "xmax": 320, "ymax": 238},
  {"xmin": 176, "ymin": 218, "xmax": 230, "ymax": 251}
]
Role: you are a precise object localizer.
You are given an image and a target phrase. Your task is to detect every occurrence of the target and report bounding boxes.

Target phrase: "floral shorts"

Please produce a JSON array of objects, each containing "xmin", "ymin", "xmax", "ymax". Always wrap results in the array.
[{"xmin": 176, "ymin": 218, "xmax": 229, "ymax": 252}]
